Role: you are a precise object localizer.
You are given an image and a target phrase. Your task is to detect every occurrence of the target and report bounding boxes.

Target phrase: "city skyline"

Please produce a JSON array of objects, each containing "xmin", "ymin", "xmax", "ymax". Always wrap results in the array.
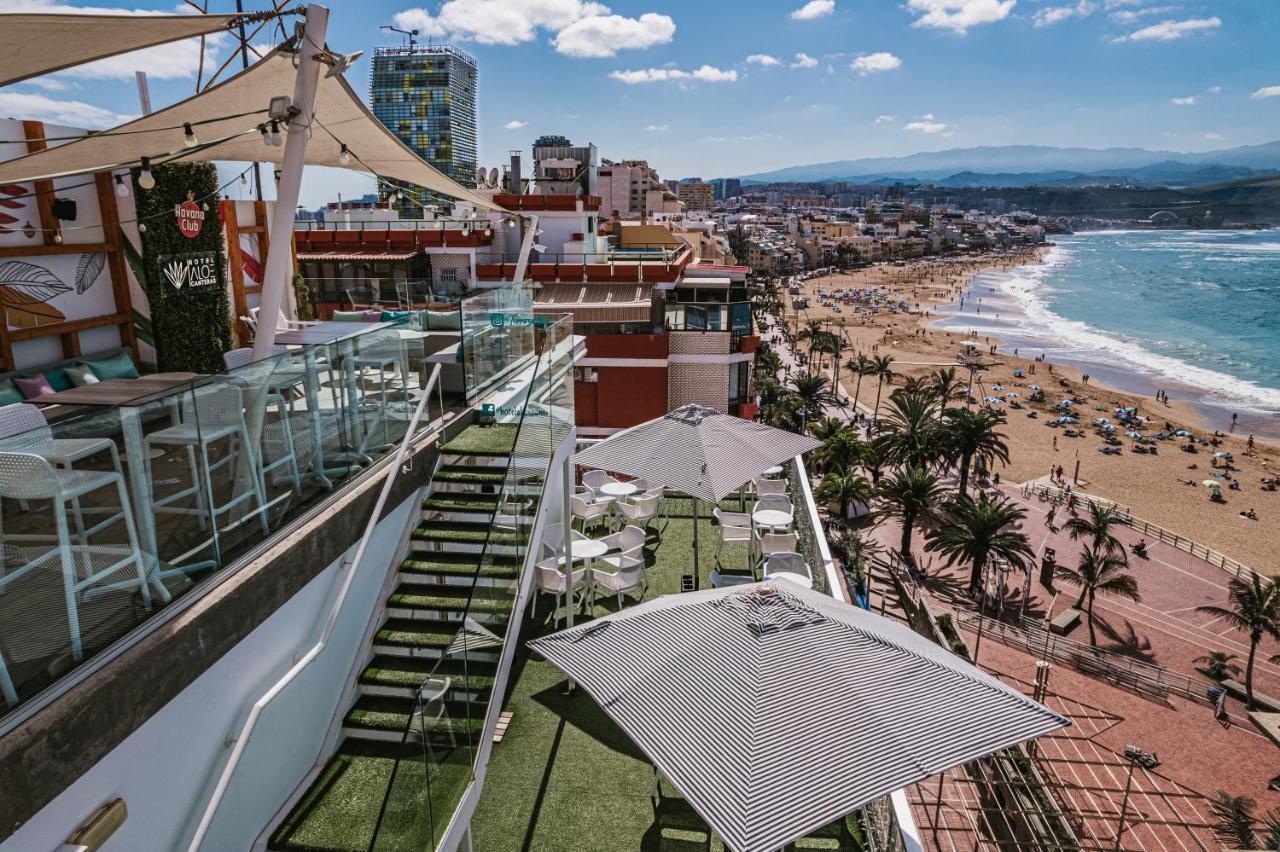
[{"xmin": 0, "ymin": 0, "xmax": 1277, "ymax": 208}]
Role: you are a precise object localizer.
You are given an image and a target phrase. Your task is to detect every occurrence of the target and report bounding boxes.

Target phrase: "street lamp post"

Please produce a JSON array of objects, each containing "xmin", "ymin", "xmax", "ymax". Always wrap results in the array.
[{"xmin": 1115, "ymin": 745, "xmax": 1159, "ymax": 851}]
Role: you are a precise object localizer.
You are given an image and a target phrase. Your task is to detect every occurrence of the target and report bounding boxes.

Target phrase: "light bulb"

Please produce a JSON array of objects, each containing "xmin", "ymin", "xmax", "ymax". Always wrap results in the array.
[
  {"xmin": 269, "ymin": 120, "xmax": 282, "ymax": 147},
  {"xmin": 21, "ymin": 220, "xmax": 35, "ymax": 239},
  {"xmin": 53, "ymin": 230, "xmax": 63, "ymax": 244},
  {"xmin": 183, "ymin": 122, "xmax": 197, "ymax": 148},
  {"xmin": 115, "ymin": 174, "xmax": 129, "ymax": 197},
  {"xmin": 137, "ymin": 157, "xmax": 155, "ymax": 190},
  {"xmin": 239, "ymin": 172, "xmax": 248, "ymax": 187},
  {"xmin": 338, "ymin": 144, "xmax": 351, "ymax": 166},
  {"xmin": 138, "ymin": 222, "xmax": 147, "ymax": 232},
  {"xmin": 202, "ymin": 202, "xmax": 209, "ymax": 211},
  {"xmin": 259, "ymin": 124, "xmax": 270, "ymax": 146},
  {"xmin": 506, "ymin": 219, "xmax": 516, "ymax": 228}
]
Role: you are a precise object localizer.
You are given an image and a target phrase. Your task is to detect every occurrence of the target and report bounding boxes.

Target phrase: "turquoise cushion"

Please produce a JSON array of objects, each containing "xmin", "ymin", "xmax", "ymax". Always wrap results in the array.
[
  {"xmin": 381, "ymin": 310, "xmax": 413, "ymax": 323},
  {"xmin": 425, "ymin": 310, "xmax": 460, "ymax": 331},
  {"xmin": 64, "ymin": 364, "xmax": 100, "ymax": 386},
  {"xmin": 42, "ymin": 368, "xmax": 72, "ymax": 391},
  {"xmin": 332, "ymin": 310, "xmax": 367, "ymax": 322},
  {"xmin": 0, "ymin": 379, "xmax": 22, "ymax": 406},
  {"xmin": 84, "ymin": 351, "xmax": 140, "ymax": 381}
]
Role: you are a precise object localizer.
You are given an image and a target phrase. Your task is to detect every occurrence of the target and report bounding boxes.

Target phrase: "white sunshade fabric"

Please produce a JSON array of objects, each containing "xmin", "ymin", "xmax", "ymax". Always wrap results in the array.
[
  {"xmin": 0, "ymin": 12, "xmax": 245, "ymax": 88},
  {"xmin": 572, "ymin": 403, "xmax": 821, "ymax": 502},
  {"xmin": 529, "ymin": 580, "xmax": 1070, "ymax": 852},
  {"xmin": 0, "ymin": 45, "xmax": 503, "ymax": 212}
]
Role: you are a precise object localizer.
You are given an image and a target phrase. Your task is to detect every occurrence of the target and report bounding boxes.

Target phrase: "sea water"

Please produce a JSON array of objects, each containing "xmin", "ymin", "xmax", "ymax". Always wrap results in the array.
[{"xmin": 933, "ymin": 229, "xmax": 1280, "ymax": 436}]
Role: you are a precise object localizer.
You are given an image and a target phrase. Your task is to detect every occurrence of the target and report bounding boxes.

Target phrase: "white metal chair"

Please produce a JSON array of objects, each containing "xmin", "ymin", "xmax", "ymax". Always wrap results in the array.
[
  {"xmin": 571, "ymin": 492, "xmax": 611, "ymax": 532},
  {"xmin": 756, "ymin": 531, "xmax": 798, "ymax": 573},
  {"xmin": 709, "ymin": 570, "xmax": 755, "ymax": 588},
  {"xmin": 0, "ymin": 451, "xmax": 154, "ymax": 665},
  {"xmin": 540, "ymin": 523, "xmax": 585, "ymax": 560},
  {"xmin": 754, "ymin": 477, "xmax": 788, "ymax": 497},
  {"xmin": 590, "ymin": 525, "xmax": 647, "ymax": 607},
  {"xmin": 581, "ymin": 470, "xmax": 617, "ymax": 502},
  {"xmin": 764, "ymin": 551, "xmax": 813, "ymax": 585},
  {"xmin": 533, "ymin": 557, "xmax": 587, "ymax": 628},
  {"xmin": 144, "ymin": 381, "xmax": 270, "ymax": 563},
  {"xmin": 713, "ymin": 508, "xmax": 753, "ymax": 567},
  {"xmin": 613, "ymin": 494, "xmax": 660, "ymax": 533},
  {"xmin": 409, "ymin": 676, "xmax": 454, "ymax": 758}
]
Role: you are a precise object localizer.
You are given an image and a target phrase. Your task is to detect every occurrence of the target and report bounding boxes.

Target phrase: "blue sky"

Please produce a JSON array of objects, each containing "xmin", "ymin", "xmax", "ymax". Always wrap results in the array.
[{"xmin": 2, "ymin": 0, "xmax": 1278, "ymax": 207}]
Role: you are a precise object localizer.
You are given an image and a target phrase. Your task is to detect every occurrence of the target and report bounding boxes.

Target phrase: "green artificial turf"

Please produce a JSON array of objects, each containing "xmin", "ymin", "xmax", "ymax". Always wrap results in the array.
[
  {"xmin": 375, "ymin": 618, "xmax": 458, "ymax": 650},
  {"xmin": 388, "ymin": 587, "xmax": 515, "ymax": 616},
  {"xmin": 360, "ymin": 656, "xmax": 498, "ymax": 693},
  {"xmin": 399, "ymin": 555, "xmax": 520, "ymax": 579},
  {"xmin": 420, "ymin": 492, "xmax": 502, "ymax": 513},
  {"xmin": 411, "ymin": 522, "xmax": 526, "ymax": 545},
  {"xmin": 440, "ymin": 424, "xmax": 519, "ymax": 457},
  {"xmin": 433, "ymin": 464, "xmax": 507, "ymax": 484}
]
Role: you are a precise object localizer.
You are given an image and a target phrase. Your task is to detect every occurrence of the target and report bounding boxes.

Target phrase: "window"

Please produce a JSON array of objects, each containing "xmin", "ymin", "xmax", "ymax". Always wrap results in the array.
[{"xmin": 575, "ymin": 366, "xmax": 599, "ymax": 384}]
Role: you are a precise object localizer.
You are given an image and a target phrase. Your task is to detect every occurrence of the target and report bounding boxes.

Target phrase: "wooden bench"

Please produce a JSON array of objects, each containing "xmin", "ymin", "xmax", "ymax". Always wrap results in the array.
[
  {"xmin": 1049, "ymin": 607, "xmax": 1082, "ymax": 636},
  {"xmin": 1249, "ymin": 712, "xmax": 1280, "ymax": 750},
  {"xmin": 1222, "ymin": 679, "xmax": 1280, "ymax": 713}
]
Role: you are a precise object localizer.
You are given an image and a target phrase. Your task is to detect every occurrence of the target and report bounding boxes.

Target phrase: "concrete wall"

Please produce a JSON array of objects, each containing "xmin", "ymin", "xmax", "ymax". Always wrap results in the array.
[{"xmin": 0, "ymin": 493, "xmax": 417, "ymax": 852}]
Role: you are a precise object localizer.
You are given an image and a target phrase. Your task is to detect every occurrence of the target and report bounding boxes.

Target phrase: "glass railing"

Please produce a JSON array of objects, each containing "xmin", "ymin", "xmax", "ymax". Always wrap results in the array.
[
  {"xmin": 459, "ymin": 285, "xmax": 539, "ymax": 401},
  {"xmin": 298, "ymin": 278, "xmax": 467, "ymax": 312},
  {"xmin": 368, "ymin": 312, "xmax": 574, "ymax": 851},
  {"xmin": 0, "ymin": 321, "xmax": 443, "ymax": 726}
]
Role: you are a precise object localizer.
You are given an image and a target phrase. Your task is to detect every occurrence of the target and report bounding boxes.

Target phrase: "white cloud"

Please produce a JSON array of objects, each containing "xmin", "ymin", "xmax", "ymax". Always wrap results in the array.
[
  {"xmin": 394, "ymin": 1, "xmax": 673, "ymax": 58},
  {"xmin": 1108, "ymin": 4, "xmax": 1174, "ymax": 25},
  {"xmin": 1033, "ymin": 0, "xmax": 1096, "ymax": 27},
  {"xmin": 553, "ymin": 12, "xmax": 675, "ymax": 58},
  {"xmin": 1203, "ymin": 132, "xmax": 1225, "ymax": 141},
  {"xmin": 874, "ymin": 114, "xmax": 896, "ymax": 124},
  {"xmin": 23, "ymin": 78, "xmax": 71, "ymax": 92},
  {"xmin": 1206, "ymin": 85, "xmax": 1222, "ymax": 94},
  {"xmin": 791, "ymin": 52, "xmax": 818, "ymax": 69},
  {"xmin": 790, "ymin": 0, "xmax": 835, "ymax": 20},
  {"xmin": 1170, "ymin": 96, "xmax": 1197, "ymax": 105},
  {"xmin": 1115, "ymin": 16, "xmax": 1221, "ymax": 42},
  {"xmin": 906, "ymin": 0, "xmax": 1016, "ymax": 33},
  {"xmin": 609, "ymin": 65, "xmax": 738, "ymax": 84},
  {"xmin": 904, "ymin": 114, "xmax": 948, "ymax": 133},
  {"xmin": 644, "ymin": 124, "xmax": 669, "ymax": 132},
  {"xmin": 503, "ymin": 119, "xmax": 528, "ymax": 129},
  {"xmin": 851, "ymin": 52, "xmax": 902, "ymax": 75},
  {"xmin": 747, "ymin": 54, "xmax": 781, "ymax": 66},
  {"xmin": 1251, "ymin": 86, "xmax": 1280, "ymax": 100},
  {"xmin": 0, "ymin": 92, "xmax": 133, "ymax": 128}
]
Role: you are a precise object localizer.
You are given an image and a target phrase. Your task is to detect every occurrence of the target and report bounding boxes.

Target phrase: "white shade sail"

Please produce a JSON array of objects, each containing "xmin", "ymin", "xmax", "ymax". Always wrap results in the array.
[
  {"xmin": 0, "ymin": 44, "xmax": 504, "ymax": 212},
  {"xmin": 0, "ymin": 12, "xmax": 247, "ymax": 88}
]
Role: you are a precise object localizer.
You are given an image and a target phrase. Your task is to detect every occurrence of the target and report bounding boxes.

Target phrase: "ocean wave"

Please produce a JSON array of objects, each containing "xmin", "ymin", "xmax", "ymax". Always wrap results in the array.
[{"xmin": 939, "ymin": 245, "xmax": 1280, "ymax": 416}]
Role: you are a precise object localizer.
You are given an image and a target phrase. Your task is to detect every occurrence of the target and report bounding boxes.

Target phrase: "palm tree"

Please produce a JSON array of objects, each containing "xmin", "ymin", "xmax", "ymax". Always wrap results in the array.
[
  {"xmin": 815, "ymin": 427, "xmax": 864, "ymax": 476},
  {"xmin": 875, "ymin": 465, "xmax": 943, "ymax": 565},
  {"xmin": 789, "ymin": 371, "xmax": 838, "ymax": 429},
  {"xmin": 930, "ymin": 367, "xmax": 964, "ymax": 413},
  {"xmin": 831, "ymin": 531, "xmax": 881, "ymax": 604},
  {"xmin": 942, "ymin": 407, "xmax": 1010, "ymax": 496},
  {"xmin": 847, "ymin": 353, "xmax": 873, "ymax": 411},
  {"xmin": 876, "ymin": 390, "xmax": 945, "ymax": 471},
  {"xmin": 1064, "ymin": 503, "xmax": 1128, "ymax": 557},
  {"xmin": 1208, "ymin": 791, "xmax": 1280, "ymax": 850},
  {"xmin": 1054, "ymin": 546, "xmax": 1140, "ymax": 646},
  {"xmin": 926, "ymin": 493, "xmax": 1034, "ymax": 593},
  {"xmin": 1195, "ymin": 651, "xmax": 1243, "ymax": 682},
  {"xmin": 808, "ymin": 416, "xmax": 847, "ymax": 447},
  {"xmin": 1197, "ymin": 574, "xmax": 1280, "ymax": 711},
  {"xmin": 869, "ymin": 355, "xmax": 895, "ymax": 425},
  {"xmin": 798, "ymin": 319, "xmax": 824, "ymax": 359},
  {"xmin": 816, "ymin": 470, "xmax": 873, "ymax": 521}
]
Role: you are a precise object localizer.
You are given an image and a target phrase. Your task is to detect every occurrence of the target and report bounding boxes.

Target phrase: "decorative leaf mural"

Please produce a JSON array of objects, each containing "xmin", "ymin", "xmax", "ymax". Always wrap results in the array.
[
  {"xmin": 75, "ymin": 251, "xmax": 107, "ymax": 294},
  {"xmin": 0, "ymin": 261, "xmax": 70, "ymax": 329}
]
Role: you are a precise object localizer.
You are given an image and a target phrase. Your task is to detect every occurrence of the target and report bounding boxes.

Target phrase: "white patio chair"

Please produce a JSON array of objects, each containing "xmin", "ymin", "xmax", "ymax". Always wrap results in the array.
[
  {"xmin": 533, "ymin": 557, "xmax": 587, "ymax": 628},
  {"xmin": 0, "ymin": 450, "xmax": 154, "ymax": 664},
  {"xmin": 614, "ymin": 494, "xmax": 660, "ymax": 533},
  {"xmin": 763, "ymin": 551, "xmax": 812, "ymax": 584},
  {"xmin": 541, "ymin": 523, "xmax": 586, "ymax": 561},
  {"xmin": 409, "ymin": 676, "xmax": 454, "ymax": 759},
  {"xmin": 754, "ymin": 477, "xmax": 788, "ymax": 497},
  {"xmin": 0, "ymin": 402, "xmax": 124, "ymax": 523},
  {"xmin": 144, "ymin": 381, "xmax": 270, "ymax": 562},
  {"xmin": 571, "ymin": 493, "xmax": 611, "ymax": 532},
  {"xmin": 713, "ymin": 508, "xmax": 753, "ymax": 567},
  {"xmin": 591, "ymin": 525, "xmax": 648, "ymax": 608},
  {"xmin": 581, "ymin": 470, "xmax": 617, "ymax": 501},
  {"xmin": 709, "ymin": 570, "xmax": 755, "ymax": 588}
]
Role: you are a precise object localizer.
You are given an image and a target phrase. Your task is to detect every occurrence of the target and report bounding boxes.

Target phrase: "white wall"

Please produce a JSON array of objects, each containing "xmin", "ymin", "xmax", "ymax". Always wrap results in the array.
[{"xmin": 1, "ymin": 493, "xmax": 417, "ymax": 852}]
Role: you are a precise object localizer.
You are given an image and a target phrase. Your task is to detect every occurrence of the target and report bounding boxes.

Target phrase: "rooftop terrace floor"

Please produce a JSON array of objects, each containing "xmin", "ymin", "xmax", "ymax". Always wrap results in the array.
[{"xmin": 473, "ymin": 497, "xmax": 865, "ymax": 851}]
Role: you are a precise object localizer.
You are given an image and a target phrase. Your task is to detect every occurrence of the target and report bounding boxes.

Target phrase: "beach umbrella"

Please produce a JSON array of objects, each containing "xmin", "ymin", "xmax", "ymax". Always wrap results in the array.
[
  {"xmin": 1006, "ymin": 392, "xmax": 1019, "ymax": 399},
  {"xmin": 1126, "ymin": 431, "xmax": 1143, "ymax": 439},
  {"xmin": 573, "ymin": 405, "xmax": 820, "ymax": 588},
  {"xmin": 1029, "ymin": 385, "xmax": 1041, "ymax": 390},
  {"xmin": 1214, "ymin": 452, "xmax": 1231, "ymax": 459},
  {"xmin": 1203, "ymin": 480, "xmax": 1222, "ymax": 493},
  {"xmin": 529, "ymin": 581, "xmax": 1068, "ymax": 852},
  {"xmin": 1101, "ymin": 424, "xmax": 1118, "ymax": 432},
  {"xmin": 1176, "ymin": 430, "xmax": 1192, "ymax": 437}
]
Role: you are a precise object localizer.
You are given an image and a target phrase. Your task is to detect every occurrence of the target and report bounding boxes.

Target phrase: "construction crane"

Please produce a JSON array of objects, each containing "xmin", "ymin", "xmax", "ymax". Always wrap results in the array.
[{"xmin": 381, "ymin": 24, "xmax": 419, "ymax": 49}]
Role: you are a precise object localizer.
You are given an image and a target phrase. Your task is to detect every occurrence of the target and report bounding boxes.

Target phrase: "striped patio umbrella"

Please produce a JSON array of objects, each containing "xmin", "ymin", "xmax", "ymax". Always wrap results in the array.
[
  {"xmin": 572, "ymin": 405, "xmax": 821, "ymax": 586},
  {"xmin": 530, "ymin": 581, "xmax": 1069, "ymax": 852}
]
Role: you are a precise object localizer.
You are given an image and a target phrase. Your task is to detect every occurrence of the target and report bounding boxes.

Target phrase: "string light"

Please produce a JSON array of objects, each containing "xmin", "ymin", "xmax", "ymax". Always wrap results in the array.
[
  {"xmin": 183, "ymin": 122, "xmax": 198, "ymax": 148},
  {"xmin": 268, "ymin": 120, "xmax": 282, "ymax": 147},
  {"xmin": 138, "ymin": 222, "xmax": 147, "ymax": 232},
  {"xmin": 259, "ymin": 123, "xmax": 270, "ymax": 146},
  {"xmin": 338, "ymin": 144, "xmax": 351, "ymax": 165},
  {"xmin": 21, "ymin": 221, "xmax": 34, "ymax": 239},
  {"xmin": 239, "ymin": 172, "xmax": 248, "ymax": 188},
  {"xmin": 53, "ymin": 229, "xmax": 63, "ymax": 244},
  {"xmin": 137, "ymin": 157, "xmax": 155, "ymax": 190},
  {"xmin": 114, "ymin": 174, "xmax": 129, "ymax": 197}
]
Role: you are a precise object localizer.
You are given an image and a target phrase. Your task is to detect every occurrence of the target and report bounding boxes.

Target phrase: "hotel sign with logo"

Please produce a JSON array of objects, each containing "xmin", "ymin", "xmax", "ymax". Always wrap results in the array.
[{"xmin": 158, "ymin": 251, "xmax": 219, "ymax": 294}]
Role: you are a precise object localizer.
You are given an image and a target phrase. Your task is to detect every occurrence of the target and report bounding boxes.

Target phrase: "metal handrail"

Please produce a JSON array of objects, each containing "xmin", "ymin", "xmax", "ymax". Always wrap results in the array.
[{"xmin": 185, "ymin": 365, "xmax": 443, "ymax": 852}]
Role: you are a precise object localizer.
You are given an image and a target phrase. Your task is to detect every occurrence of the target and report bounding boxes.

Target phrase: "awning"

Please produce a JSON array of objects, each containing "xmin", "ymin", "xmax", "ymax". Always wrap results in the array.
[
  {"xmin": 0, "ymin": 45, "xmax": 504, "ymax": 212},
  {"xmin": 296, "ymin": 250, "xmax": 418, "ymax": 261},
  {"xmin": 533, "ymin": 283, "xmax": 652, "ymax": 323},
  {"xmin": 0, "ymin": 12, "xmax": 247, "ymax": 88}
]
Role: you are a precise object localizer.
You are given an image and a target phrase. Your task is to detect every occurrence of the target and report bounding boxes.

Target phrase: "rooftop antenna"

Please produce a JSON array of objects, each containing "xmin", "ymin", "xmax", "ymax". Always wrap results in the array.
[{"xmin": 381, "ymin": 25, "xmax": 418, "ymax": 49}]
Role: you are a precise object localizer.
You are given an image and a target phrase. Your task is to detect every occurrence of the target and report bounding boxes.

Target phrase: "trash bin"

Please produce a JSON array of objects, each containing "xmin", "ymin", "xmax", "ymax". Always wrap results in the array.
[{"xmin": 1039, "ymin": 547, "xmax": 1056, "ymax": 587}]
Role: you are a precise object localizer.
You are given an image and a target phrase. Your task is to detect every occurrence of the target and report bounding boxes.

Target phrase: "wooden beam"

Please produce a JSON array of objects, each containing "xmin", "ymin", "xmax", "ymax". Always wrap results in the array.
[
  {"xmin": 95, "ymin": 173, "xmax": 138, "ymax": 357},
  {"xmin": 223, "ymin": 200, "xmax": 250, "ymax": 346},
  {"xmin": 0, "ymin": 242, "xmax": 113, "ymax": 258},
  {"xmin": 22, "ymin": 121, "xmax": 59, "ymax": 244},
  {"xmin": 8, "ymin": 312, "xmax": 129, "ymax": 342}
]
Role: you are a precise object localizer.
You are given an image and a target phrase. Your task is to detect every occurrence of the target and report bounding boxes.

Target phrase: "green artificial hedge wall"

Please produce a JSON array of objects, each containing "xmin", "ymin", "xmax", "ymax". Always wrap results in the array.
[{"xmin": 134, "ymin": 161, "xmax": 232, "ymax": 373}]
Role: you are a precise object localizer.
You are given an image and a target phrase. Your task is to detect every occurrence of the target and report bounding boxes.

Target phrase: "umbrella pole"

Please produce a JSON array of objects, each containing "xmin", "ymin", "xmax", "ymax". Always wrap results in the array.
[{"xmin": 693, "ymin": 497, "xmax": 700, "ymax": 590}]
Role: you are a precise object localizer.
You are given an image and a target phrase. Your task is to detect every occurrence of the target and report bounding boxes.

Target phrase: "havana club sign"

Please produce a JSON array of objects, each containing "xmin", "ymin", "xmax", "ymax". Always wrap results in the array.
[{"xmin": 174, "ymin": 190, "xmax": 205, "ymax": 239}]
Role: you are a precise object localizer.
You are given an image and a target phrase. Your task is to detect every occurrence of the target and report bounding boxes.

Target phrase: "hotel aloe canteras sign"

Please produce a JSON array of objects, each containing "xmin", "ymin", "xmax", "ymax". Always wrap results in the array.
[{"xmin": 135, "ymin": 162, "xmax": 232, "ymax": 373}]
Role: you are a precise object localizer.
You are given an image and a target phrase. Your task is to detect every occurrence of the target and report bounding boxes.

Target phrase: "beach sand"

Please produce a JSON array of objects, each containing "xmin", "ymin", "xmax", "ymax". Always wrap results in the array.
[{"xmin": 773, "ymin": 247, "xmax": 1280, "ymax": 576}]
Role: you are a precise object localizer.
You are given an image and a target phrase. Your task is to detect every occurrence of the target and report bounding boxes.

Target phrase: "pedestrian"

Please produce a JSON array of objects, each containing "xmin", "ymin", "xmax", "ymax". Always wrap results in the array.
[
  {"xmin": 1046, "ymin": 505, "xmax": 1057, "ymax": 528},
  {"xmin": 1052, "ymin": 436, "xmax": 1058, "ymax": 451}
]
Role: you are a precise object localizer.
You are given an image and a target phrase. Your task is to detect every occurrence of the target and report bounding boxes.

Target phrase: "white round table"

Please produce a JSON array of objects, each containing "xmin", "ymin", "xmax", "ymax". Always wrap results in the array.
[
  {"xmin": 570, "ymin": 538, "xmax": 609, "ymax": 561},
  {"xmin": 768, "ymin": 572, "xmax": 813, "ymax": 590},
  {"xmin": 763, "ymin": 465, "xmax": 784, "ymax": 477},
  {"xmin": 599, "ymin": 481, "xmax": 638, "ymax": 498},
  {"xmin": 752, "ymin": 509, "xmax": 793, "ymax": 530}
]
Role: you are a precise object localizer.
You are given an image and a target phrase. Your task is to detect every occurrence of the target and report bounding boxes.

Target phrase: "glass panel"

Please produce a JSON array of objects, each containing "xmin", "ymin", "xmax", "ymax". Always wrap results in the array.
[{"xmin": 458, "ymin": 285, "xmax": 537, "ymax": 400}]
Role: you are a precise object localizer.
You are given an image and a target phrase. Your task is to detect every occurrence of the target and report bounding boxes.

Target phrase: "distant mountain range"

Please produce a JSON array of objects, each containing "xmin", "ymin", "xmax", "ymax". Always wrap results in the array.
[{"xmin": 736, "ymin": 142, "xmax": 1280, "ymax": 188}]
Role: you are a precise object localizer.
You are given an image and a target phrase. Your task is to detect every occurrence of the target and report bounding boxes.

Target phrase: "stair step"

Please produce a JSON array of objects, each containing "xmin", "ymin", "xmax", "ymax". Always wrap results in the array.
[
  {"xmin": 388, "ymin": 585, "xmax": 515, "ymax": 617},
  {"xmin": 421, "ymin": 492, "xmax": 502, "ymax": 513},
  {"xmin": 434, "ymin": 464, "xmax": 507, "ymax": 485},
  {"xmin": 399, "ymin": 554, "xmax": 520, "ymax": 580},
  {"xmin": 439, "ymin": 424, "xmax": 519, "ymax": 457},
  {"xmin": 410, "ymin": 520, "xmax": 528, "ymax": 546},
  {"xmin": 359, "ymin": 655, "xmax": 498, "ymax": 695},
  {"xmin": 344, "ymin": 695, "xmax": 488, "ymax": 737},
  {"xmin": 374, "ymin": 617, "xmax": 458, "ymax": 651}
]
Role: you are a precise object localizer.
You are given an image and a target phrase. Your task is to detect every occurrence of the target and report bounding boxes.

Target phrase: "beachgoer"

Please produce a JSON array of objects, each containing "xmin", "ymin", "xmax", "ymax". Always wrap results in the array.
[
  {"xmin": 1052, "ymin": 436, "xmax": 1058, "ymax": 451},
  {"xmin": 1248, "ymin": 435, "xmax": 1256, "ymax": 454},
  {"xmin": 1046, "ymin": 506, "xmax": 1057, "ymax": 528},
  {"xmin": 1055, "ymin": 465, "xmax": 1065, "ymax": 482}
]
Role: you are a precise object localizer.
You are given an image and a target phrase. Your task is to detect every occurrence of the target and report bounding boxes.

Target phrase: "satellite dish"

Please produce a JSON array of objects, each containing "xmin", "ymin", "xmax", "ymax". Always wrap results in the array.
[
  {"xmin": 476, "ymin": 166, "xmax": 488, "ymax": 185},
  {"xmin": 488, "ymin": 167, "xmax": 499, "ymax": 188}
]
